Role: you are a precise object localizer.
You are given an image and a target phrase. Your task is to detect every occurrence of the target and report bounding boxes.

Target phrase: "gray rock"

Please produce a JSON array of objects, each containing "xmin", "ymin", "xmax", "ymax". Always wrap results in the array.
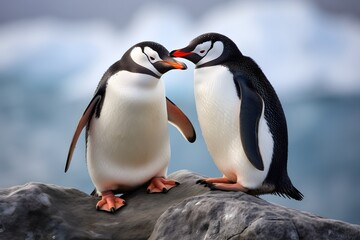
[
  {"xmin": 0, "ymin": 170, "xmax": 359, "ymax": 240},
  {"xmin": 150, "ymin": 191, "xmax": 360, "ymax": 240}
]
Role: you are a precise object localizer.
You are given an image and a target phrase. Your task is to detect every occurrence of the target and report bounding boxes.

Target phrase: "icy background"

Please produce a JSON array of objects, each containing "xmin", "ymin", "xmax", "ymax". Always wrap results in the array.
[{"xmin": 1, "ymin": 1, "xmax": 360, "ymax": 224}]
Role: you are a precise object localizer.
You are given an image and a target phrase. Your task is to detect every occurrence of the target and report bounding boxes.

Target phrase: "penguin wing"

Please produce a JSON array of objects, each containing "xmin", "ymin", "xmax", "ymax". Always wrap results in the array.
[
  {"xmin": 166, "ymin": 97, "xmax": 196, "ymax": 143},
  {"xmin": 65, "ymin": 95, "xmax": 101, "ymax": 172},
  {"xmin": 235, "ymin": 75, "xmax": 265, "ymax": 171}
]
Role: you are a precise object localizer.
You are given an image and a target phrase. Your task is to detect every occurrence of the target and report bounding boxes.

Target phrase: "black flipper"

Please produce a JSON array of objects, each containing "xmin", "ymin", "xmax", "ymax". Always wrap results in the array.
[
  {"xmin": 65, "ymin": 95, "xmax": 101, "ymax": 172},
  {"xmin": 166, "ymin": 97, "xmax": 196, "ymax": 143},
  {"xmin": 235, "ymin": 75, "xmax": 265, "ymax": 171}
]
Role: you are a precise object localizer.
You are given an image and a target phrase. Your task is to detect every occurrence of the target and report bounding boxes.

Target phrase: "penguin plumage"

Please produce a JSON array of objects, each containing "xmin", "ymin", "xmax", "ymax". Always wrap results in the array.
[
  {"xmin": 66, "ymin": 41, "xmax": 196, "ymax": 212},
  {"xmin": 171, "ymin": 33, "xmax": 303, "ymax": 200}
]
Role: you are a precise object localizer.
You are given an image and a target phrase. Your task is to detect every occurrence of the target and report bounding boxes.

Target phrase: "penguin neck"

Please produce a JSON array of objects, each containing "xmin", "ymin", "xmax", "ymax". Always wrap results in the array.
[{"xmin": 109, "ymin": 71, "xmax": 161, "ymax": 93}]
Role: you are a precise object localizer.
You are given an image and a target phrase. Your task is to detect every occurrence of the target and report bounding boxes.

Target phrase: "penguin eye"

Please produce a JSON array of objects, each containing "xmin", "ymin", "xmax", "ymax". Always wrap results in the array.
[
  {"xmin": 144, "ymin": 47, "xmax": 161, "ymax": 63},
  {"xmin": 194, "ymin": 41, "xmax": 212, "ymax": 56}
]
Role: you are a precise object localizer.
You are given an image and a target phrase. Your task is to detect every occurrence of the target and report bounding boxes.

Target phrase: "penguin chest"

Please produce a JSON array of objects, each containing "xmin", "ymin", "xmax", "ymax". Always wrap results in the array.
[
  {"xmin": 87, "ymin": 72, "xmax": 169, "ymax": 191},
  {"xmin": 194, "ymin": 66, "xmax": 241, "ymax": 178},
  {"xmin": 194, "ymin": 66, "xmax": 271, "ymax": 188}
]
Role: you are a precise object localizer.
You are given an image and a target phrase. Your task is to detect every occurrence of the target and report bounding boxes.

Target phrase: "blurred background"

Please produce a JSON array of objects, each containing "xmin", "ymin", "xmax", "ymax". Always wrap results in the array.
[{"xmin": 1, "ymin": 0, "xmax": 360, "ymax": 224}]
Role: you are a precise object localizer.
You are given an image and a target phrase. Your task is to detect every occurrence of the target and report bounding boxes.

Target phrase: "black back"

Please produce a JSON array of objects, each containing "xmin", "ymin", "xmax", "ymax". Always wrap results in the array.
[
  {"xmin": 227, "ymin": 58, "xmax": 289, "ymax": 186},
  {"xmin": 225, "ymin": 49, "xmax": 302, "ymax": 200}
]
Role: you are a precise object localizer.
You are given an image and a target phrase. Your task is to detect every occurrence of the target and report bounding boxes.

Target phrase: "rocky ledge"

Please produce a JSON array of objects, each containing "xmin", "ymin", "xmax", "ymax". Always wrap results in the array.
[{"xmin": 0, "ymin": 170, "xmax": 359, "ymax": 240}]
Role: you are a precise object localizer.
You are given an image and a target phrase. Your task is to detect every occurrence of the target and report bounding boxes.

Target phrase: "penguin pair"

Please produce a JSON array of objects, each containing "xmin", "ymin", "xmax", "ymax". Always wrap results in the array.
[{"xmin": 66, "ymin": 34, "xmax": 303, "ymax": 213}]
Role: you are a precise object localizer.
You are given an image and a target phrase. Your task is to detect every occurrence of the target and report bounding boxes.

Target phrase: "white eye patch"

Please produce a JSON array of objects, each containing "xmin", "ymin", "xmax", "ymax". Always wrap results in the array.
[
  {"xmin": 196, "ymin": 41, "xmax": 224, "ymax": 66},
  {"xmin": 193, "ymin": 41, "xmax": 212, "ymax": 57},
  {"xmin": 130, "ymin": 47, "xmax": 162, "ymax": 76},
  {"xmin": 144, "ymin": 47, "xmax": 162, "ymax": 63}
]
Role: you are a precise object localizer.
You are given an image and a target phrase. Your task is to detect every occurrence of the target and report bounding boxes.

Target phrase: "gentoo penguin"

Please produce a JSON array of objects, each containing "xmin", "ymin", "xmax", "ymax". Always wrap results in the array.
[
  {"xmin": 65, "ymin": 41, "xmax": 196, "ymax": 212},
  {"xmin": 170, "ymin": 33, "xmax": 303, "ymax": 200}
]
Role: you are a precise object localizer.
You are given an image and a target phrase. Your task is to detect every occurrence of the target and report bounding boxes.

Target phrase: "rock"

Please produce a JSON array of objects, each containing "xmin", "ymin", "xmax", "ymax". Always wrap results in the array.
[
  {"xmin": 150, "ymin": 191, "xmax": 360, "ymax": 240},
  {"xmin": 0, "ymin": 170, "xmax": 359, "ymax": 240}
]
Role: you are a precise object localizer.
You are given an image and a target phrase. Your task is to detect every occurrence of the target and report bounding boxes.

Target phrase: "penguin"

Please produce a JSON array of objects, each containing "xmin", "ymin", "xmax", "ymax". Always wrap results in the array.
[
  {"xmin": 65, "ymin": 41, "xmax": 196, "ymax": 213},
  {"xmin": 170, "ymin": 33, "xmax": 303, "ymax": 200}
]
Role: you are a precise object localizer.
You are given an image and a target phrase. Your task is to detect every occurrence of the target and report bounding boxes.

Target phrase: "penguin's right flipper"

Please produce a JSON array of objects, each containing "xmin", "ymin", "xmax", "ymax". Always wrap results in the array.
[
  {"xmin": 65, "ymin": 95, "xmax": 101, "ymax": 172},
  {"xmin": 166, "ymin": 97, "xmax": 196, "ymax": 143},
  {"xmin": 235, "ymin": 75, "xmax": 265, "ymax": 171}
]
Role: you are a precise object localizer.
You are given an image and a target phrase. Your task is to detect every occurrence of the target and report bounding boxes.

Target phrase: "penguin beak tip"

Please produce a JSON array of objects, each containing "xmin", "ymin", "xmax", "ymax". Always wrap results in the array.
[
  {"xmin": 180, "ymin": 62, "xmax": 187, "ymax": 70},
  {"xmin": 176, "ymin": 61, "xmax": 187, "ymax": 70},
  {"xmin": 162, "ymin": 60, "xmax": 187, "ymax": 70}
]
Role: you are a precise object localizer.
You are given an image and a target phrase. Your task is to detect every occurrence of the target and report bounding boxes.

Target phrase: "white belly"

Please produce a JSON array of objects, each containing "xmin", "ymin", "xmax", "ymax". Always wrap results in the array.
[
  {"xmin": 87, "ymin": 71, "xmax": 170, "ymax": 192},
  {"xmin": 194, "ymin": 66, "xmax": 273, "ymax": 189}
]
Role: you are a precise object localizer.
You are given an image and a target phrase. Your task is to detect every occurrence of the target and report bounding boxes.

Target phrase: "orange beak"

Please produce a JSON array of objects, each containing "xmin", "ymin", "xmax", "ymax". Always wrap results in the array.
[{"xmin": 163, "ymin": 60, "xmax": 187, "ymax": 70}]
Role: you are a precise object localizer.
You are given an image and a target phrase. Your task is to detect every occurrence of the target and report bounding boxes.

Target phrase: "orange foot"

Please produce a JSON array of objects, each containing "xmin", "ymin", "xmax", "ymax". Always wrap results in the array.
[
  {"xmin": 96, "ymin": 191, "xmax": 126, "ymax": 213},
  {"xmin": 147, "ymin": 177, "xmax": 179, "ymax": 193},
  {"xmin": 196, "ymin": 177, "xmax": 248, "ymax": 192}
]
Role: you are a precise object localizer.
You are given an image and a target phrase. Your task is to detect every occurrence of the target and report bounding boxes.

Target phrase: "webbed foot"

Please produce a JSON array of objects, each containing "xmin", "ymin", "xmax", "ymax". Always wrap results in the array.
[
  {"xmin": 146, "ymin": 177, "xmax": 179, "ymax": 193},
  {"xmin": 96, "ymin": 191, "xmax": 126, "ymax": 213}
]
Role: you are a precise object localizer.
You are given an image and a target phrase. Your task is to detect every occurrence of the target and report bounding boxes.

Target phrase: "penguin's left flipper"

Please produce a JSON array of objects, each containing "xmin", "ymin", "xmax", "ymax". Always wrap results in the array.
[
  {"xmin": 65, "ymin": 95, "xmax": 101, "ymax": 172},
  {"xmin": 166, "ymin": 97, "xmax": 196, "ymax": 143},
  {"xmin": 146, "ymin": 177, "xmax": 180, "ymax": 193},
  {"xmin": 235, "ymin": 74, "xmax": 265, "ymax": 171}
]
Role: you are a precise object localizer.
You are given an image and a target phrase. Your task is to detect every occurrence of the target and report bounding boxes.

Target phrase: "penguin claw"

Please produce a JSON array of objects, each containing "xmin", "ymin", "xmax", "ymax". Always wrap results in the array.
[
  {"xmin": 196, "ymin": 179, "xmax": 206, "ymax": 184},
  {"xmin": 146, "ymin": 177, "xmax": 179, "ymax": 193}
]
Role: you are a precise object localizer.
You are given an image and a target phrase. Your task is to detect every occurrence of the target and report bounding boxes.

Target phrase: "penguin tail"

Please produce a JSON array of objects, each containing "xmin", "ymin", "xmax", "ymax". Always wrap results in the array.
[
  {"xmin": 90, "ymin": 188, "xmax": 98, "ymax": 196},
  {"xmin": 276, "ymin": 184, "xmax": 304, "ymax": 201}
]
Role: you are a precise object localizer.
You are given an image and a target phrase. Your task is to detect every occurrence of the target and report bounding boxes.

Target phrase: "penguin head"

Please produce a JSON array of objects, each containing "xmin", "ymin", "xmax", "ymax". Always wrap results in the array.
[
  {"xmin": 125, "ymin": 41, "xmax": 187, "ymax": 77},
  {"xmin": 170, "ymin": 33, "xmax": 242, "ymax": 68}
]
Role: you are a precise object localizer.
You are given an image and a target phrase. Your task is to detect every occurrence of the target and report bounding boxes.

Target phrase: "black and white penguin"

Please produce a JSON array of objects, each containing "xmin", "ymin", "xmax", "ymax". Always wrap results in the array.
[
  {"xmin": 65, "ymin": 41, "xmax": 196, "ymax": 212},
  {"xmin": 170, "ymin": 33, "xmax": 303, "ymax": 200}
]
